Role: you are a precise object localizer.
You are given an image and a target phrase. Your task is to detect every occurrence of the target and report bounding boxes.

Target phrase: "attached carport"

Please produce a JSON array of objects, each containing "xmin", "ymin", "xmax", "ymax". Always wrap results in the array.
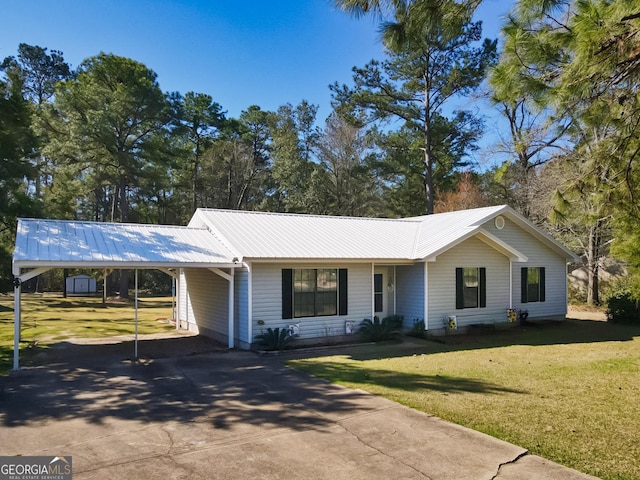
[{"xmin": 12, "ymin": 218, "xmax": 240, "ymax": 370}]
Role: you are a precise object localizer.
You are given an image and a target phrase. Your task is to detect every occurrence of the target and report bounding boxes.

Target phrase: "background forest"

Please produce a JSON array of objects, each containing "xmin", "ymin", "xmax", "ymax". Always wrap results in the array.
[{"xmin": 2, "ymin": 0, "xmax": 640, "ymax": 311}]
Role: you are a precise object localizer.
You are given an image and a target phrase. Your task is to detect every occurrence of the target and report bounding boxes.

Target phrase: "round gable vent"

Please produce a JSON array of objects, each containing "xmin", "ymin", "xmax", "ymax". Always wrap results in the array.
[{"xmin": 495, "ymin": 215, "xmax": 505, "ymax": 230}]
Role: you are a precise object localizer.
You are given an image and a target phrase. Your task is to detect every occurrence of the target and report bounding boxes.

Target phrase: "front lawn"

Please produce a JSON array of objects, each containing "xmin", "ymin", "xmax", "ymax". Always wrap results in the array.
[
  {"xmin": 0, "ymin": 294, "xmax": 176, "ymax": 374},
  {"xmin": 288, "ymin": 320, "xmax": 640, "ymax": 480}
]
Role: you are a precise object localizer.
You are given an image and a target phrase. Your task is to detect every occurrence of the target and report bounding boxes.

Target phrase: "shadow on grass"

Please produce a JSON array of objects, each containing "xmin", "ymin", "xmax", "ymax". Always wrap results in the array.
[
  {"xmin": 39, "ymin": 299, "xmax": 172, "ymax": 309},
  {"xmin": 308, "ymin": 319, "xmax": 640, "ymax": 362},
  {"xmin": 290, "ymin": 359, "xmax": 526, "ymax": 396},
  {"xmin": 0, "ymin": 337, "xmax": 392, "ymax": 435}
]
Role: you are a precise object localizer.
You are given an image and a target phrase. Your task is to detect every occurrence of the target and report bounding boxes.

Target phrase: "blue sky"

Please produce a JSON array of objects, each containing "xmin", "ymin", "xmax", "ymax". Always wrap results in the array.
[{"xmin": 1, "ymin": 0, "xmax": 514, "ymax": 164}]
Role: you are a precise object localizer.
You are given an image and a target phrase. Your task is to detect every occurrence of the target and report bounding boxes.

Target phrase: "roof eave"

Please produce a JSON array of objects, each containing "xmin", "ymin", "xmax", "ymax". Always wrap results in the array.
[{"xmin": 12, "ymin": 260, "xmax": 240, "ymax": 275}]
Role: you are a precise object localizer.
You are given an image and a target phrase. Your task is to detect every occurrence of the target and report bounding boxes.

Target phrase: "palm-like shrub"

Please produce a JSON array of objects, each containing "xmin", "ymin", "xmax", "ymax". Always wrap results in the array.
[
  {"xmin": 255, "ymin": 327, "xmax": 294, "ymax": 351},
  {"xmin": 359, "ymin": 316, "xmax": 400, "ymax": 342}
]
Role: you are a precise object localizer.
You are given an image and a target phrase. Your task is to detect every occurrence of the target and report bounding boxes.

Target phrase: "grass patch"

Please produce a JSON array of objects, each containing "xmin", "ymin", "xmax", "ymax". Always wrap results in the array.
[
  {"xmin": 0, "ymin": 293, "xmax": 176, "ymax": 375},
  {"xmin": 288, "ymin": 320, "xmax": 640, "ymax": 480}
]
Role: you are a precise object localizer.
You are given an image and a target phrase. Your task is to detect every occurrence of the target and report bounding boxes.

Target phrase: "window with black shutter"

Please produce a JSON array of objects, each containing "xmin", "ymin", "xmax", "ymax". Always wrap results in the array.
[{"xmin": 455, "ymin": 267, "xmax": 486, "ymax": 309}]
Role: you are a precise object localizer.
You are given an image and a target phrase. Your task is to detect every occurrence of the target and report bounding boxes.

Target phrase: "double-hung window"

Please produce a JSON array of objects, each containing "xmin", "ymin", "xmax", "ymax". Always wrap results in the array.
[
  {"xmin": 282, "ymin": 268, "xmax": 348, "ymax": 319},
  {"xmin": 455, "ymin": 267, "xmax": 486, "ymax": 309},
  {"xmin": 521, "ymin": 267, "xmax": 545, "ymax": 303}
]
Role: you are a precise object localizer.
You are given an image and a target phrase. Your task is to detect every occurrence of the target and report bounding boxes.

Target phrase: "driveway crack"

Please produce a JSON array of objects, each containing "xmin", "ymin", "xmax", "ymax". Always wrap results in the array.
[
  {"xmin": 336, "ymin": 421, "xmax": 433, "ymax": 479},
  {"xmin": 489, "ymin": 451, "xmax": 529, "ymax": 480}
]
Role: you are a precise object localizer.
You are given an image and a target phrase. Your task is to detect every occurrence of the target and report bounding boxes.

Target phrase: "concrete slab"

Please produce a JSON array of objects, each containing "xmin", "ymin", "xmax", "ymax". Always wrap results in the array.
[{"xmin": 0, "ymin": 337, "xmax": 599, "ymax": 479}]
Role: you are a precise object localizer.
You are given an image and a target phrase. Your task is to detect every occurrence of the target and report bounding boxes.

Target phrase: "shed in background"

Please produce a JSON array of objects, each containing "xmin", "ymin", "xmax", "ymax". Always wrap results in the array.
[{"xmin": 66, "ymin": 274, "xmax": 97, "ymax": 294}]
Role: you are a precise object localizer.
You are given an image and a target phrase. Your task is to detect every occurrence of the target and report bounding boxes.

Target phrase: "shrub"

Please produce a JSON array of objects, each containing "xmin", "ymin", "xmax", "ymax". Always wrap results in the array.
[
  {"xmin": 407, "ymin": 318, "xmax": 426, "ymax": 338},
  {"xmin": 359, "ymin": 316, "xmax": 400, "ymax": 342},
  {"xmin": 606, "ymin": 287, "xmax": 640, "ymax": 324},
  {"xmin": 384, "ymin": 315, "xmax": 404, "ymax": 330},
  {"xmin": 255, "ymin": 327, "xmax": 294, "ymax": 351}
]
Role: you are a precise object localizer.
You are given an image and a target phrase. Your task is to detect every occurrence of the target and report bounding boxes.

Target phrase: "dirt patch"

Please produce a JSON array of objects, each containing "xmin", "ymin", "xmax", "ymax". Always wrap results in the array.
[{"xmin": 567, "ymin": 306, "xmax": 607, "ymax": 321}]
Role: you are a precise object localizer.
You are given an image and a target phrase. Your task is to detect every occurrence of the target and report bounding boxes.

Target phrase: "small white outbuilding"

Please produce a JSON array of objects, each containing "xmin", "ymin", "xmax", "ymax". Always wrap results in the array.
[{"xmin": 65, "ymin": 274, "xmax": 97, "ymax": 294}]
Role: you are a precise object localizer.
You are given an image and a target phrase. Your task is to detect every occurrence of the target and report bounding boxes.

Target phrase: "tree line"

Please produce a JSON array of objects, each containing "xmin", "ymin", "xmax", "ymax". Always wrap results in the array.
[{"xmin": 2, "ymin": 0, "xmax": 640, "ymax": 307}]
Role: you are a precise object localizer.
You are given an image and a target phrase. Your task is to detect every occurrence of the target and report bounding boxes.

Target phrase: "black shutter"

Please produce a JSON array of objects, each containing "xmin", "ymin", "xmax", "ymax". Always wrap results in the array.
[
  {"xmin": 479, "ymin": 268, "xmax": 486, "ymax": 308},
  {"xmin": 521, "ymin": 267, "xmax": 528, "ymax": 303},
  {"xmin": 282, "ymin": 269, "xmax": 293, "ymax": 319},
  {"xmin": 539, "ymin": 267, "xmax": 546, "ymax": 302},
  {"xmin": 455, "ymin": 268, "xmax": 464, "ymax": 309},
  {"xmin": 339, "ymin": 269, "xmax": 348, "ymax": 315}
]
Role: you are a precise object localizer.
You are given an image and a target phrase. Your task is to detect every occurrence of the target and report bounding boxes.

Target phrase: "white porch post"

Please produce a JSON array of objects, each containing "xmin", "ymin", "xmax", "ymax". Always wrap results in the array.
[
  {"xmin": 393, "ymin": 266, "xmax": 397, "ymax": 315},
  {"xmin": 134, "ymin": 269, "xmax": 139, "ymax": 360},
  {"xmin": 228, "ymin": 268, "xmax": 235, "ymax": 349},
  {"xmin": 13, "ymin": 281, "xmax": 21, "ymax": 371},
  {"xmin": 172, "ymin": 275, "xmax": 178, "ymax": 330},
  {"xmin": 424, "ymin": 262, "xmax": 429, "ymax": 330},
  {"xmin": 371, "ymin": 263, "xmax": 375, "ymax": 319},
  {"xmin": 509, "ymin": 259, "xmax": 513, "ymax": 309}
]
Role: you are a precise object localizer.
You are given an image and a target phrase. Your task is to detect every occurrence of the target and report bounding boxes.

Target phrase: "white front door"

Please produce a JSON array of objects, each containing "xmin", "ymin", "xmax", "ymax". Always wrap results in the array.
[{"xmin": 374, "ymin": 268, "xmax": 389, "ymax": 319}]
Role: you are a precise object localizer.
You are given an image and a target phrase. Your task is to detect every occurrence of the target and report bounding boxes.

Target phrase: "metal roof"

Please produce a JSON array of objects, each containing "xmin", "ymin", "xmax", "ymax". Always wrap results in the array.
[
  {"xmin": 13, "ymin": 219, "xmax": 237, "ymax": 273},
  {"xmin": 189, "ymin": 205, "xmax": 577, "ymax": 262},
  {"xmin": 189, "ymin": 209, "xmax": 421, "ymax": 261},
  {"xmin": 13, "ymin": 205, "xmax": 577, "ymax": 273}
]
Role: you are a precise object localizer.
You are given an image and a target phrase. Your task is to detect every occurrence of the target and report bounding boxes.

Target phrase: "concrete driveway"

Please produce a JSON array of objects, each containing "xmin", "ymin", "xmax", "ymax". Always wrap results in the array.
[{"xmin": 0, "ymin": 336, "xmax": 597, "ymax": 480}]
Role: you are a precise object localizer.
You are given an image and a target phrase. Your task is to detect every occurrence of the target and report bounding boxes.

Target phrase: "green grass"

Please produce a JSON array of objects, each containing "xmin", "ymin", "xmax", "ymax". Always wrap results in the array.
[
  {"xmin": 288, "ymin": 320, "xmax": 640, "ymax": 480},
  {"xmin": 0, "ymin": 293, "xmax": 176, "ymax": 374}
]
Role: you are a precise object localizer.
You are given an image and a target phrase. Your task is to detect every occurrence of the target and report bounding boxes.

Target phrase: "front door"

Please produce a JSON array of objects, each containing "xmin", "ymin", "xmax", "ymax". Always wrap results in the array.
[{"xmin": 374, "ymin": 268, "xmax": 390, "ymax": 319}]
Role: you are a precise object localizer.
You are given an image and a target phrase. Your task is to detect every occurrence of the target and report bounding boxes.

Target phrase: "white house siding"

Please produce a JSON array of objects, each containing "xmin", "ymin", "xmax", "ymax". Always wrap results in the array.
[
  {"xmin": 251, "ymin": 262, "xmax": 372, "ymax": 344},
  {"xmin": 482, "ymin": 217, "xmax": 568, "ymax": 319},
  {"xmin": 428, "ymin": 236, "xmax": 511, "ymax": 328},
  {"xmin": 396, "ymin": 263, "xmax": 425, "ymax": 329},
  {"xmin": 183, "ymin": 268, "xmax": 229, "ymax": 342},
  {"xmin": 234, "ymin": 267, "xmax": 250, "ymax": 348}
]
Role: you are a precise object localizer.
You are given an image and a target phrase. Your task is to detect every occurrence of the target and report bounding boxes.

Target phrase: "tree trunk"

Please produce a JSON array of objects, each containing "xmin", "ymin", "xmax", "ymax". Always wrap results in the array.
[
  {"xmin": 423, "ymin": 80, "xmax": 434, "ymax": 215},
  {"xmin": 586, "ymin": 220, "xmax": 602, "ymax": 306},
  {"xmin": 63, "ymin": 269, "xmax": 68, "ymax": 298}
]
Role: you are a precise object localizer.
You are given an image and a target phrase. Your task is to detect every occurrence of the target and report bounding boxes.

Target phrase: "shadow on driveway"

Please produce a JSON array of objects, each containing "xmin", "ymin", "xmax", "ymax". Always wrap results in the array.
[{"xmin": 0, "ymin": 335, "xmax": 382, "ymax": 433}]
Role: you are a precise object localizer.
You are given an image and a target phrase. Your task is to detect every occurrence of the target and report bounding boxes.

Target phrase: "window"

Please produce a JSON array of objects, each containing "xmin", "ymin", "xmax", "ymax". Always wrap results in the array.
[
  {"xmin": 282, "ymin": 269, "xmax": 348, "ymax": 319},
  {"xmin": 374, "ymin": 274, "xmax": 383, "ymax": 312},
  {"xmin": 521, "ymin": 267, "xmax": 545, "ymax": 303},
  {"xmin": 456, "ymin": 267, "xmax": 486, "ymax": 309}
]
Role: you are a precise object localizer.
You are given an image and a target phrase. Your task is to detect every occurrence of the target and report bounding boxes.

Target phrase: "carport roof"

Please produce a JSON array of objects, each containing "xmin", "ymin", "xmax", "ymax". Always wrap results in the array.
[{"xmin": 13, "ymin": 218, "xmax": 238, "ymax": 274}]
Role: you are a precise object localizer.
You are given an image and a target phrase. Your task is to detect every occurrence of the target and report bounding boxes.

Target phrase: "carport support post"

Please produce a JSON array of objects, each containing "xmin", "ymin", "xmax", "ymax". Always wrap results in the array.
[
  {"xmin": 13, "ymin": 282, "xmax": 21, "ymax": 370},
  {"xmin": 134, "ymin": 269, "xmax": 139, "ymax": 360},
  {"xmin": 228, "ymin": 268, "xmax": 234, "ymax": 349}
]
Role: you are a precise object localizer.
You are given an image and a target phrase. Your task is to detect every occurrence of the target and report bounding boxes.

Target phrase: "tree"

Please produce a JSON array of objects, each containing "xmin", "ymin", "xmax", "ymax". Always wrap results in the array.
[
  {"xmin": 269, "ymin": 101, "xmax": 320, "ymax": 212},
  {"xmin": 194, "ymin": 108, "xmax": 273, "ymax": 211},
  {"xmin": 1, "ymin": 43, "xmax": 71, "ymax": 106},
  {"xmin": 0, "ymin": 71, "xmax": 38, "ymax": 290},
  {"xmin": 173, "ymin": 91, "xmax": 225, "ymax": 212},
  {"xmin": 314, "ymin": 113, "xmax": 381, "ymax": 216},
  {"xmin": 2, "ymin": 44, "xmax": 72, "ymax": 200},
  {"xmin": 435, "ymin": 171, "xmax": 489, "ymax": 213},
  {"xmin": 332, "ymin": 0, "xmax": 497, "ymax": 213},
  {"xmin": 499, "ymin": 0, "xmax": 640, "ymax": 300},
  {"xmin": 44, "ymin": 53, "xmax": 172, "ymax": 297}
]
